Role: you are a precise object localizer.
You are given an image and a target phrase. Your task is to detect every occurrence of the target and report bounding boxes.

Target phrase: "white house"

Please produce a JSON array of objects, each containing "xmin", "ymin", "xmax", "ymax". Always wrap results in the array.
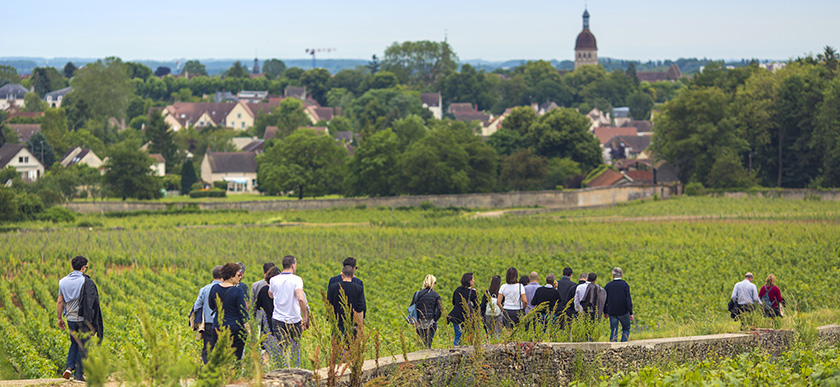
[
  {"xmin": 149, "ymin": 153, "xmax": 166, "ymax": 176},
  {"xmin": 420, "ymin": 92, "xmax": 443, "ymax": 120},
  {"xmin": 0, "ymin": 84, "xmax": 27, "ymax": 110},
  {"xmin": 45, "ymin": 87, "xmax": 72, "ymax": 108},
  {"xmin": 200, "ymin": 152, "xmax": 258, "ymax": 193},
  {"xmin": 60, "ymin": 147, "xmax": 104, "ymax": 170},
  {"xmin": 0, "ymin": 144, "xmax": 45, "ymax": 181}
]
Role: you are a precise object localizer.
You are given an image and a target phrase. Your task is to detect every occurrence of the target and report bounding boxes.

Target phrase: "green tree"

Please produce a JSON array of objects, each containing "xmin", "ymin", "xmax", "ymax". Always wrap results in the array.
[
  {"xmin": 257, "ymin": 129, "xmax": 348, "ymax": 198},
  {"xmin": 705, "ymin": 148, "xmax": 756, "ymax": 188},
  {"xmin": 145, "ymin": 110, "xmax": 177, "ymax": 170},
  {"xmin": 499, "ymin": 148, "xmax": 547, "ymax": 191},
  {"xmin": 183, "ymin": 60, "xmax": 208, "ymax": 76},
  {"xmin": 344, "ymin": 129, "xmax": 400, "ymax": 196},
  {"xmin": 543, "ymin": 157, "xmax": 582, "ymax": 189},
  {"xmin": 502, "ymin": 106, "xmax": 537, "ymax": 135},
  {"xmin": 652, "ymin": 87, "xmax": 746, "ymax": 184},
  {"xmin": 328, "ymin": 69, "xmax": 364, "ymax": 95},
  {"xmin": 70, "ymin": 57, "xmax": 133, "ymax": 121},
  {"xmin": 284, "ymin": 67, "xmax": 304, "ymax": 82},
  {"xmin": 382, "ymin": 40, "xmax": 458, "ymax": 86},
  {"xmin": 23, "ymin": 92, "xmax": 47, "ymax": 112},
  {"xmin": 63, "ymin": 62, "xmax": 76, "ymax": 78},
  {"xmin": 225, "ymin": 61, "xmax": 249, "ymax": 78},
  {"xmin": 61, "ymin": 128, "xmax": 105, "ymax": 156},
  {"xmin": 627, "ymin": 91, "xmax": 654, "ymax": 120},
  {"xmin": 439, "ymin": 64, "xmax": 498, "ymax": 111},
  {"xmin": 180, "ymin": 159, "xmax": 198, "ymax": 195},
  {"xmin": 367, "ymin": 54, "xmax": 380, "ymax": 74},
  {"xmin": 0, "ymin": 187, "xmax": 19, "ymax": 222},
  {"xmin": 262, "ymin": 59, "xmax": 286, "ymax": 78},
  {"xmin": 524, "ymin": 108, "xmax": 602, "ymax": 171},
  {"xmin": 256, "ymin": 98, "xmax": 310, "ymax": 138},
  {"xmin": 31, "ymin": 67, "xmax": 67, "ymax": 97},
  {"xmin": 390, "ymin": 114, "xmax": 427, "ymax": 151},
  {"xmin": 1, "ymin": 123, "xmax": 19, "ymax": 146},
  {"xmin": 399, "ymin": 128, "xmax": 470, "ymax": 194},
  {"xmin": 487, "ymin": 128, "xmax": 526, "ymax": 157},
  {"xmin": 125, "ymin": 62, "xmax": 153, "ymax": 80},
  {"xmin": 41, "ymin": 108, "xmax": 70, "ymax": 154},
  {"xmin": 300, "ymin": 68, "xmax": 330, "ymax": 106},
  {"xmin": 102, "ymin": 141, "xmax": 163, "ymax": 200},
  {"xmin": 0, "ymin": 65, "xmax": 20, "ymax": 87},
  {"xmin": 27, "ymin": 132, "xmax": 56, "ymax": 168}
]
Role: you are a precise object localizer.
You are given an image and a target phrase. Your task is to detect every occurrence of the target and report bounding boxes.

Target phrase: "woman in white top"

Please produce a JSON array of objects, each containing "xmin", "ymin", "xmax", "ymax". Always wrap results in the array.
[{"xmin": 497, "ymin": 267, "xmax": 527, "ymax": 328}]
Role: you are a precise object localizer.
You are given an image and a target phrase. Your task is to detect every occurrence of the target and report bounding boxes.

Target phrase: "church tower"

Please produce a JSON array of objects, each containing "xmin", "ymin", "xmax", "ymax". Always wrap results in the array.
[{"xmin": 574, "ymin": 9, "xmax": 598, "ymax": 70}]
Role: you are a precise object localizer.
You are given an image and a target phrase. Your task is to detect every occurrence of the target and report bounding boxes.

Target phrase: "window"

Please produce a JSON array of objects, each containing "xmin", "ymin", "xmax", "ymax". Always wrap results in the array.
[
  {"xmin": 18, "ymin": 156, "xmax": 28, "ymax": 163},
  {"xmin": 237, "ymin": 113, "xmax": 241, "ymax": 119},
  {"xmin": 241, "ymin": 122, "xmax": 245, "ymax": 129}
]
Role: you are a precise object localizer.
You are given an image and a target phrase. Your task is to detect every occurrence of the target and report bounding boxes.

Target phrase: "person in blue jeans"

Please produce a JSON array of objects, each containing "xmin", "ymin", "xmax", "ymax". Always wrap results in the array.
[
  {"xmin": 447, "ymin": 273, "xmax": 477, "ymax": 346},
  {"xmin": 57, "ymin": 256, "xmax": 97, "ymax": 381},
  {"xmin": 603, "ymin": 267, "xmax": 634, "ymax": 342}
]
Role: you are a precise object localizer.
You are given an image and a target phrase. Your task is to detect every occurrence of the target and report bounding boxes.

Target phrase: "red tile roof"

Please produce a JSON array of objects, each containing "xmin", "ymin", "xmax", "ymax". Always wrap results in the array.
[{"xmin": 587, "ymin": 169, "xmax": 628, "ymax": 188}]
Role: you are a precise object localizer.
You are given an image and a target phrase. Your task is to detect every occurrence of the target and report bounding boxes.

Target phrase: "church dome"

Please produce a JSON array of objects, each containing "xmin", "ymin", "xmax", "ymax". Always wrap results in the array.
[{"xmin": 575, "ymin": 29, "xmax": 597, "ymax": 50}]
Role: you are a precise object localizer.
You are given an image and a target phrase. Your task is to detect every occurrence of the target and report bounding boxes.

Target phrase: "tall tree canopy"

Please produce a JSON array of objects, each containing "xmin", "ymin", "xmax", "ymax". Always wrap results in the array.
[
  {"xmin": 257, "ymin": 129, "xmax": 348, "ymax": 199},
  {"xmin": 69, "ymin": 57, "xmax": 133, "ymax": 121},
  {"xmin": 382, "ymin": 40, "xmax": 458, "ymax": 86}
]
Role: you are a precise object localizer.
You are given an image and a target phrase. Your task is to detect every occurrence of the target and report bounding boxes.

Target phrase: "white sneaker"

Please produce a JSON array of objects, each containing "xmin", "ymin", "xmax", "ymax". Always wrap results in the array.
[{"xmin": 62, "ymin": 369, "xmax": 72, "ymax": 380}]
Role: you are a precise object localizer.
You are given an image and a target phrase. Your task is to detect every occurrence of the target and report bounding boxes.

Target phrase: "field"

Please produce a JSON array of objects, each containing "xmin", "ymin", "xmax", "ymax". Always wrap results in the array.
[{"xmin": 0, "ymin": 196, "xmax": 839, "ymax": 382}]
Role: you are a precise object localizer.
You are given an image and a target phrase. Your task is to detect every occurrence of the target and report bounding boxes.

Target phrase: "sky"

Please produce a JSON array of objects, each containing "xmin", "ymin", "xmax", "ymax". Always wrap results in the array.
[{"xmin": 3, "ymin": 0, "xmax": 839, "ymax": 63}]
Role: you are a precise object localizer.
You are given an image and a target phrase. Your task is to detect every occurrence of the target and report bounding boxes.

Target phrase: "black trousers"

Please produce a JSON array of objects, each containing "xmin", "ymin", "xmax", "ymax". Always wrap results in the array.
[{"xmin": 200, "ymin": 323, "xmax": 217, "ymax": 364}]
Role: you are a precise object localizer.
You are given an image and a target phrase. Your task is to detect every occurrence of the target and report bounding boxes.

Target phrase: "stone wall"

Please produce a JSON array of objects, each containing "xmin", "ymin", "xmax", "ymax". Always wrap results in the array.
[
  {"xmin": 65, "ymin": 185, "xmax": 674, "ymax": 214},
  {"xmin": 721, "ymin": 189, "xmax": 840, "ymax": 201},
  {"xmin": 260, "ymin": 324, "xmax": 840, "ymax": 387}
]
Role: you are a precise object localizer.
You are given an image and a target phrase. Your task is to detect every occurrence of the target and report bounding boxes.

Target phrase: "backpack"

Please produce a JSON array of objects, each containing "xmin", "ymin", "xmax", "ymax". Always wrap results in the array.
[
  {"xmin": 486, "ymin": 292, "xmax": 502, "ymax": 317},
  {"xmin": 761, "ymin": 286, "xmax": 773, "ymax": 308},
  {"xmin": 406, "ymin": 290, "xmax": 430, "ymax": 324}
]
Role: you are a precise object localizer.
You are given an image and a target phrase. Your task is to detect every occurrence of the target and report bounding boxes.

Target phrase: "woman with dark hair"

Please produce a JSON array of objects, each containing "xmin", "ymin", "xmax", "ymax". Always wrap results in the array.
[
  {"xmin": 254, "ymin": 266, "xmax": 282, "ymax": 338},
  {"xmin": 479, "ymin": 275, "xmax": 503, "ymax": 336},
  {"xmin": 410, "ymin": 274, "xmax": 443, "ymax": 348},
  {"xmin": 498, "ymin": 267, "xmax": 527, "ymax": 328},
  {"xmin": 209, "ymin": 262, "xmax": 249, "ymax": 360},
  {"xmin": 519, "ymin": 275, "xmax": 529, "ymax": 287},
  {"xmin": 446, "ymin": 272, "xmax": 478, "ymax": 346}
]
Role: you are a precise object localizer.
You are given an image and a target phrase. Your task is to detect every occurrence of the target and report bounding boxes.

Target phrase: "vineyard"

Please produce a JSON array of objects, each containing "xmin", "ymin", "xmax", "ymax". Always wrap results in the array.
[{"xmin": 0, "ymin": 196, "xmax": 839, "ymax": 382}]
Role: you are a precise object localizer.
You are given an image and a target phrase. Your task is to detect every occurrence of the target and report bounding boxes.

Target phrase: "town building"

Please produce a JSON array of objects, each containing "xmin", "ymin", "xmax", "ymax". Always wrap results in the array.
[
  {"xmin": 0, "ymin": 144, "xmax": 45, "ymax": 181},
  {"xmin": 45, "ymin": 87, "xmax": 72, "ymax": 108},
  {"xmin": 574, "ymin": 9, "xmax": 598, "ymax": 70},
  {"xmin": 200, "ymin": 152, "xmax": 258, "ymax": 193},
  {"xmin": 0, "ymin": 84, "xmax": 27, "ymax": 110}
]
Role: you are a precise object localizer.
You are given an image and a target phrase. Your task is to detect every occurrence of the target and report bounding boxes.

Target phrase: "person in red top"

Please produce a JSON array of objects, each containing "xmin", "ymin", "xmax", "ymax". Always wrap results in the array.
[{"xmin": 758, "ymin": 274, "xmax": 785, "ymax": 317}]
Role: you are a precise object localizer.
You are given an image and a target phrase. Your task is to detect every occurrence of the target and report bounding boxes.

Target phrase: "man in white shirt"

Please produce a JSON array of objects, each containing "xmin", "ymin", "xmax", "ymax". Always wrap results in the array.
[
  {"xmin": 573, "ymin": 272, "xmax": 590, "ymax": 313},
  {"xmin": 56, "ymin": 256, "xmax": 89, "ymax": 381},
  {"xmin": 731, "ymin": 272, "xmax": 761, "ymax": 319},
  {"xmin": 269, "ymin": 255, "xmax": 309, "ymax": 367}
]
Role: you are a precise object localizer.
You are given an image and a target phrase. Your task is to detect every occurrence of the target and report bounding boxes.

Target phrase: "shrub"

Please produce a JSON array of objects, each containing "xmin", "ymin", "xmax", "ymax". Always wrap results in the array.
[
  {"xmin": 684, "ymin": 182, "xmax": 706, "ymax": 196},
  {"xmin": 418, "ymin": 201, "xmax": 435, "ymax": 210},
  {"xmin": 36, "ymin": 188, "xmax": 64, "ymax": 207},
  {"xmin": 15, "ymin": 192, "xmax": 45, "ymax": 220},
  {"xmin": 213, "ymin": 181, "xmax": 227, "ymax": 190},
  {"xmin": 189, "ymin": 189, "xmax": 227, "ymax": 198},
  {"xmin": 77, "ymin": 220, "xmax": 104, "ymax": 228},
  {"xmin": 36, "ymin": 207, "xmax": 77, "ymax": 223}
]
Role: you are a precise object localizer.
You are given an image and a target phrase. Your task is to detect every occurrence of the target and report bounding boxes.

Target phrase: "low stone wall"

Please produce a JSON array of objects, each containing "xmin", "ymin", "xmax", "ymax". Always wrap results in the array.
[
  {"xmin": 260, "ymin": 324, "xmax": 840, "ymax": 386},
  {"xmin": 65, "ymin": 185, "xmax": 674, "ymax": 214},
  {"xmin": 721, "ymin": 189, "xmax": 840, "ymax": 201}
]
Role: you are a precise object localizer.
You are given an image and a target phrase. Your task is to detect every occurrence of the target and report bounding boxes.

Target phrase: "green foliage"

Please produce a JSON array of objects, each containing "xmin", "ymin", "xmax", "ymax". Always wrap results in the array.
[
  {"xmin": 103, "ymin": 141, "xmax": 164, "ymax": 200},
  {"xmin": 14, "ymin": 192, "xmax": 45, "ymax": 220},
  {"xmin": 40, "ymin": 107, "xmax": 69, "ymax": 154},
  {"xmin": 27, "ymin": 132, "xmax": 56, "ymax": 169},
  {"xmin": 183, "ymin": 60, "xmax": 208, "ymax": 76},
  {"xmin": 180, "ymin": 159, "xmax": 198, "ymax": 195},
  {"xmin": 345, "ymin": 129, "xmax": 401, "ymax": 197},
  {"xmin": 63, "ymin": 62, "xmax": 76, "ymax": 78},
  {"xmin": 399, "ymin": 128, "xmax": 470, "ymax": 194},
  {"xmin": 301, "ymin": 68, "xmax": 331, "ymax": 106},
  {"xmin": 0, "ymin": 65, "xmax": 20, "ymax": 87},
  {"xmin": 501, "ymin": 106, "xmax": 537, "ymax": 136},
  {"xmin": 257, "ymin": 129, "xmax": 348, "ymax": 198},
  {"xmin": 69, "ymin": 57, "xmax": 133, "ymax": 121},
  {"xmin": 626, "ymin": 90, "xmax": 654, "ymax": 120},
  {"xmin": 544, "ymin": 157, "xmax": 582, "ymax": 189},
  {"xmin": 254, "ymin": 98, "xmax": 310, "ymax": 139},
  {"xmin": 0, "ymin": 187, "xmax": 18, "ymax": 222},
  {"xmin": 225, "ymin": 61, "xmax": 249, "ymax": 78},
  {"xmin": 22, "ymin": 92, "xmax": 47, "ymax": 112},
  {"xmin": 262, "ymin": 59, "xmax": 286, "ymax": 79},
  {"xmin": 684, "ymin": 182, "xmax": 706, "ymax": 196},
  {"xmin": 36, "ymin": 206, "xmax": 77, "ymax": 223},
  {"xmin": 525, "ymin": 108, "xmax": 602, "ymax": 171},
  {"xmin": 213, "ymin": 181, "xmax": 227, "ymax": 190},
  {"xmin": 382, "ymin": 40, "xmax": 458, "ymax": 86},
  {"xmin": 499, "ymin": 148, "xmax": 547, "ymax": 191},
  {"xmin": 145, "ymin": 110, "xmax": 177, "ymax": 169},
  {"xmin": 189, "ymin": 189, "xmax": 227, "ymax": 198},
  {"xmin": 30, "ymin": 67, "xmax": 67, "ymax": 98}
]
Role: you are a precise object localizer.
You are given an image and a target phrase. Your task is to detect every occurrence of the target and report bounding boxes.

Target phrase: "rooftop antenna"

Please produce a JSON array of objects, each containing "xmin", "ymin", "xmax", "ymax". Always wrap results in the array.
[
  {"xmin": 444, "ymin": 29, "xmax": 448, "ymax": 43},
  {"xmin": 305, "ymin": 48, "xmax": 336, "ymax": 68}
]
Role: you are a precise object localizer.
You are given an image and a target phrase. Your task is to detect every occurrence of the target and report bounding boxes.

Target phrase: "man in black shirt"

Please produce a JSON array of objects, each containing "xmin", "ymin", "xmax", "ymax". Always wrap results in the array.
[
  {"xmin": 328, "ymin": 257, "xmax": 366, "ymax": 316},
  {"xmin": 327, "ymin": 265, "xmax": 366, "ymax": 338},
  {"xmin": 604, "ymin": 267, "xmax": 634, "ymax": 342},
  {"xmin": 530, "ymin": 273, "xmax": 562, "ymax": 330}
]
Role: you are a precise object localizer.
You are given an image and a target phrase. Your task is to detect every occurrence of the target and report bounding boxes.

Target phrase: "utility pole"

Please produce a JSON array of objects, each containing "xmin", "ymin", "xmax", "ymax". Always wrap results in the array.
[{"xmin": 305, "ymin": 48, "xmax": 336, "ymax": 69}]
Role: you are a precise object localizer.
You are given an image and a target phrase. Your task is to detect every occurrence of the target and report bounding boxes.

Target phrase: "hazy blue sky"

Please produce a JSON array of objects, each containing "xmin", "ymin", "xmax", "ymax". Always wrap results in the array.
[{"xmin": 3, "ymin": 0, "xmax": 838, "ymax": 62}]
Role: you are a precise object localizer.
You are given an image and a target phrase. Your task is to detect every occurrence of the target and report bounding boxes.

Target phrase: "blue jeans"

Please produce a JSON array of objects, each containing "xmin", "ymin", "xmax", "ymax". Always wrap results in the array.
[
  {"xmin": 453, "ymin": 323, "xmax": 463, "ymax": 346},
  {"xmin": 66, "ymin": 321, "xmax": 90, "ymax": 379},
  {"xmin": 609, "ymin": 313, "xmax": 631, "ymax": 342},
  {"xmin": 272, "ymin": 320, "xmax": 302, "ymax": 367}
]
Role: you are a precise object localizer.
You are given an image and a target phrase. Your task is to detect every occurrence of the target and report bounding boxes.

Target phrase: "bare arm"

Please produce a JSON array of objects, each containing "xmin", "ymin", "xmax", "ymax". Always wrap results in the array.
[
  {"xmin": 497, "ymin": 294, "xmax": 505, "ymax": 310},
  {"xmin": 295, "ymin": 288, "xmax": 309, "ymax": 328},
  {"xmin": 56, "ymin": 294, "xmax": 66, "ymax": 330}
]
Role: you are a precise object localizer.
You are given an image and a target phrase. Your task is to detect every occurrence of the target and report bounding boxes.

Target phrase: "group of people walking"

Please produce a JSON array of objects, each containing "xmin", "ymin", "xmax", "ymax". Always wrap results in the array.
[
  {"xmin": 408, "ymin": 266, "xmax": 636, "ymax": 348},
  {"xmin": 54, "ymin": 254, "xmax": 788, "ymax": 381},
  {"xmin": 730, "ymin": 272, "xmax": 786, "ymax": 320}
]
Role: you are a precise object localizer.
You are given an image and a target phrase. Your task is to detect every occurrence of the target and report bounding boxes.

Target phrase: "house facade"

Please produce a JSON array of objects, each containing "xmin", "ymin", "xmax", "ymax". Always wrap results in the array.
[
  {"xmin": 45, "ymin": 87, "xmax": 72, "ymax": 108},
  {"xmin": 200, "ymin": 152, "xmax": 258, "ymax": 193},
  {"xmin": 0, "ymin": 84, "xmax": 27, "ymax": 110},
  {"xmin": 0, "ymin": 144, "xmax": 45, "ymax": 181},
  {"xmin": 420, "ymin": 92, "xmax": 443, "ymax": 120},
  {"xmin": 60, "ymin": 147, "xmax": 104, "ymax": 170}
]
